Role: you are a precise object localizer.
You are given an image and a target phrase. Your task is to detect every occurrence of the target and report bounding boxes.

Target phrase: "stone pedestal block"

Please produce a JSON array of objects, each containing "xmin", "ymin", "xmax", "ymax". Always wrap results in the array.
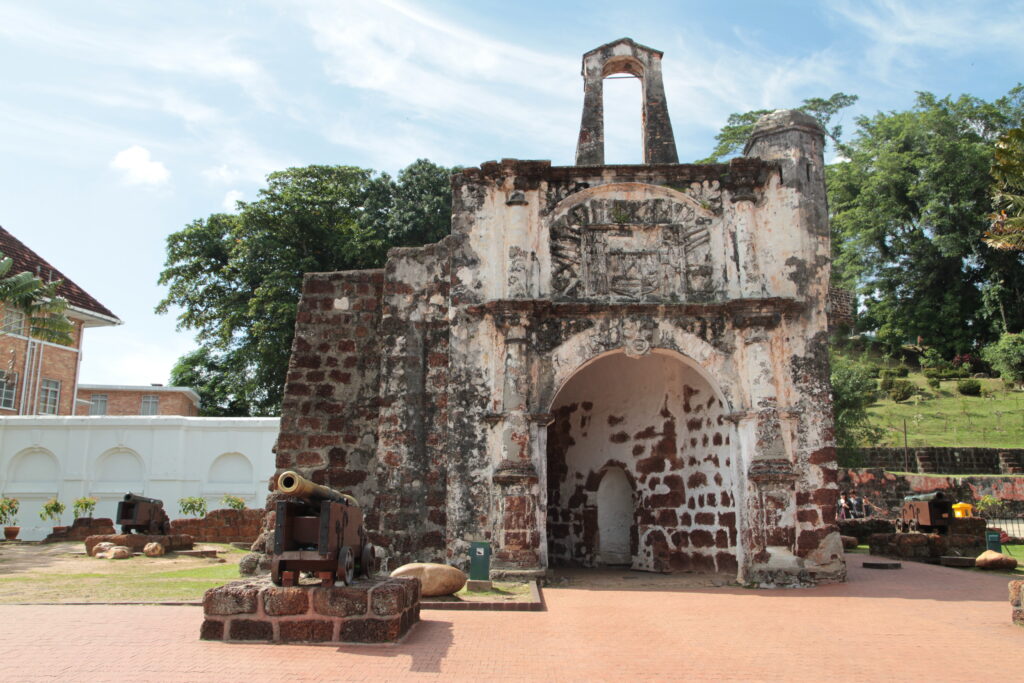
[
  {"xmin": 43, "ymin": 518, "xmax": 116, "ymax": 543},
  {"xmin": 200, "ymin": 576, "xmax": 420, "ymax": 644}
]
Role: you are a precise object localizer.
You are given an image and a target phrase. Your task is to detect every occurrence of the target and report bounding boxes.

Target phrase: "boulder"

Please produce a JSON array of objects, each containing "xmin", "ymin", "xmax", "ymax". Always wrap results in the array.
[
  {"xmin": 390, "ymin": 562, "xmax": 467, "ymax": 597},
  {"xmin": 105, "ymin": 546, "xmax": 132, "ymax": 560},
  {"xmin": 143, "ymin": 542, "xmax": 165, "ymax": 557},
  {"xmin": 975, "ymin": 550, "xmax": 1018, "ymax": 571},
  {"xmin": 841, "ymin": 535, "xmax": 858, "ymax": 550},
  {"xmin": 91, "ymin": 542, "xmax": 115, "ymax": 558}
]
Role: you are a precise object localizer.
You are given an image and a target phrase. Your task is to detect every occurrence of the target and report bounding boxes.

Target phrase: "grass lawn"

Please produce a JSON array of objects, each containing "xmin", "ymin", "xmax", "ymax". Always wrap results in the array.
[
  {"xmin": 0, "ymin": 542, "xmax": 247, "ymax": 603},
  {"xmin": 866, "ymin": 375, "xmax": 1024, "ymax": 449}
]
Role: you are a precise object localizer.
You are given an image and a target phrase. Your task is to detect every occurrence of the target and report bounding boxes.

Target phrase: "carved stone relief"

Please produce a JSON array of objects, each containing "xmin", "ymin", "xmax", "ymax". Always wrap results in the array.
[{"xmin": 550, "ymin": 196, "xmax": 719, "ymax": 301}]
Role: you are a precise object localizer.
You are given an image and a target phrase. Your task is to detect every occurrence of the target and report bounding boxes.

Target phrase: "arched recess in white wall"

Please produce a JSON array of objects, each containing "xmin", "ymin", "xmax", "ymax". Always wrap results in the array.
[
  {"xmin": 6, "ymin": 448, "xmax": 60, "ymax": 491},
  {"xmin": 204, "ymin": 452, "xmax": 256, "ymax": 503},
  {"xmin": 209, "ymin": 452, "xmax": 253, "ymax": 484},
  {"xmin": 5, "ymin": 448, "xmax": 62, "ymax": 541},
  {"xmin": 91, "ymin": 448, "xmax": 145, "ymax": 492}
]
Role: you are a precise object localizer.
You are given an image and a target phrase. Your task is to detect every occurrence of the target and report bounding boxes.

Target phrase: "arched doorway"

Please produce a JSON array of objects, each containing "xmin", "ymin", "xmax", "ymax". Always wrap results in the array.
[
  {"xmin": 596, "ymin": 467, "xmax": 633, "ymax": 565},
  {"xmin": 546, "ymin": 349, "xmax": 738, "ymax": 574}
]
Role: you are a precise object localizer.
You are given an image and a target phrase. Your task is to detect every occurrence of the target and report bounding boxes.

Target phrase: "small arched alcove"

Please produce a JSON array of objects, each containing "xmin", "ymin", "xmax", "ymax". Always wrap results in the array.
[
  {"xmin": 208, "ymin": 452, "xmax": 253, "ymax": 485},
  {"xmin": 546, "ymin": 349, "xmax": 738, "ymax": 574}
]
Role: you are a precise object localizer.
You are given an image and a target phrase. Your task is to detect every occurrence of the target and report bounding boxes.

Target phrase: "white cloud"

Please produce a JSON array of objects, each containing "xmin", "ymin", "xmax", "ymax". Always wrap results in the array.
[
  {"xmin": 110, "ymin": 145, "xmax": 170, "ymax": 186},
  {"xmin": 0, "ymin": 4, "xmax": 280, "ymax": 109},
  {"xmin": 222, "ymin": 190, "xmax": 244, "ymax": 211},
  {"xmin": 200, "ymin": 131, "xmax": 295, "ymax": 185},
  {"xmin": 825, "ymin": 0, "xmax": 1024, "ymax": 84}
]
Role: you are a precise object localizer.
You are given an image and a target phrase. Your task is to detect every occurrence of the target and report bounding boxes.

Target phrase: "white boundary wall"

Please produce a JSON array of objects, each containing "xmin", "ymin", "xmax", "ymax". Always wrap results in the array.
[{"xmin": 0, "ymin": 416, "xmax": 279, "ymax": 540}]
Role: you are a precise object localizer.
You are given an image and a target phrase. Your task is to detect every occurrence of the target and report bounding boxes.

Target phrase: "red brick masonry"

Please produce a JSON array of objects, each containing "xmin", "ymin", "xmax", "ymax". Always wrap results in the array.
[
  {"xmin": 42, "ymin": 517, "xmax": 116, "ymax": 543},
  {"xmin": 201, "ymin": 576, "xmax": 420, "ymax": 644},
  {"xmin": 170, "ymin": 509, "xmax": 264, "ymax": 544}
]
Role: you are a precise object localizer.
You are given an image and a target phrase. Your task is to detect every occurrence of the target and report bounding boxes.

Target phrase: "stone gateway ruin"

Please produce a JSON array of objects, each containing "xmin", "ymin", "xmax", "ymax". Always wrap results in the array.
[{"xmin": 267, "ymin": 39, "xmax": 846, "ymax": 587}]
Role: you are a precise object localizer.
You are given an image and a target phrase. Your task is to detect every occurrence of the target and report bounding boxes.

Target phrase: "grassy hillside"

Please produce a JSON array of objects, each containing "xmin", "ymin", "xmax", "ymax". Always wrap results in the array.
[
  {"xmin": 866, "ymin": 376, "xmax": 1024, "ymax": 448},
  {"xmin": 833, "ymin": 347, "xmax": 1024, "ymax": 449}
]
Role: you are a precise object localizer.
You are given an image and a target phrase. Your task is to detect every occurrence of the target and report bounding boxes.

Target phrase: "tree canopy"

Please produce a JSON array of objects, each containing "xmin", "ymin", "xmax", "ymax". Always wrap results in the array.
[
  {"xmin": 829, "ymin": 88, "xmax": 1024, "ymax": 353},
  {"xmin": 0, "ymin": 253, "xmax": 73, "ymax": 346},
  {"xmin": 985, "ymin": 127, "xmax": 1024, "ymax": 251},
  {"xmin": 157, "ymin": 160, "xmax": 454, "ymax": 416},
  {"xmin": 697, "ymin": 92, "xmax": 858, "ymax": 163}
]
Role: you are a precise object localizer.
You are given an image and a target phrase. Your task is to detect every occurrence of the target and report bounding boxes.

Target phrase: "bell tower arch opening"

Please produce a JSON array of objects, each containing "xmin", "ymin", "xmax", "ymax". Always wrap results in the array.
[
  {"xmin": 575, "ymin": 37, "xmax": 679, "ymax": 166},
  {"xmin": 546, "ymin": 349, "xmax": 738, "ymax": 575}
]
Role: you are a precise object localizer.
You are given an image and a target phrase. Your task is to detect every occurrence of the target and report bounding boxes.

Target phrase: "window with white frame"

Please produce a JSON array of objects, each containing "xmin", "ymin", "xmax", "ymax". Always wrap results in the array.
[
  {"xmin": 89, "ymin": 394, "xmax": 108, "ymax": 415},
  {"xmin": 0, "ymin": 371, "xmax": 16, "ymax": 410},
  {"xmin": 38, "ymin": 378, "xmax": 60, "ymax": 414},
  {"xmin": 140, "ymin": 394, "xmax": 159, "ymax": 415},
  {"xmin": 1, "ymin": 308, "xmax": 25, "ymax": 335}
]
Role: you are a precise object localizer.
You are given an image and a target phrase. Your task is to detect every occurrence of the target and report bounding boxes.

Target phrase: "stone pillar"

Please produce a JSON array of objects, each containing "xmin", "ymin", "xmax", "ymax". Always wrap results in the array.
[{"xmin": 490, "ymin": 313, "xmax": 544, "ymax": 575}]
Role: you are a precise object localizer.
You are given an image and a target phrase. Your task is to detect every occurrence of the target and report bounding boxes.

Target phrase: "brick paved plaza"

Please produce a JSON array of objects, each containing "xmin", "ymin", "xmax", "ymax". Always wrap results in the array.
[{"xmin": 1, "ymin": 556, "xmax": 1018, "ymax": 682}]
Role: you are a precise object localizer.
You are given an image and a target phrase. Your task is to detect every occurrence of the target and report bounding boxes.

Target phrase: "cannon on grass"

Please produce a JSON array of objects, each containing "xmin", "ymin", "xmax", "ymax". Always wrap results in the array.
[
  {"xmin": 116, "ymin": 493, "xmax": 171, "ymax": 535},
  {"xmin": 271, "ymin": 470, "xmax": 374, "ymax": 587}
]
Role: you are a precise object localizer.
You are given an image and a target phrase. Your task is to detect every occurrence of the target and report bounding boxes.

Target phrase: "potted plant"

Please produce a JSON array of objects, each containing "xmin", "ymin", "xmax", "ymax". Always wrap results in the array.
[
  {"xmin": 72, "ymin": 496, "xmax": 97, "ymax": 520},
  {"xmin": 39, "ymin": 497, "xmax": 66, "ymax": 526},
  {"xmin": 0, "ymin": 497, "xmax": 20, "ymax": 540}
]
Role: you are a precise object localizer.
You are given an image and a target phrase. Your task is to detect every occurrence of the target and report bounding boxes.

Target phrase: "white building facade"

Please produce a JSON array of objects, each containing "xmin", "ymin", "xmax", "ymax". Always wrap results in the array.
[{"xmin": 0, "ymin": 416, "xmax": 279, "ymax": 540}]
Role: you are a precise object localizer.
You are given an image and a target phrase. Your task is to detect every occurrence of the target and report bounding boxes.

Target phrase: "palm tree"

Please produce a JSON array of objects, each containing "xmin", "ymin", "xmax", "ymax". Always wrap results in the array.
[
  {"xmin": 984, "ymin": 128, "xmax": 1024, "ymax": 251},
  {"xmin": 0, "ymin": 253, "xmax": 74, "ymax": 346}
]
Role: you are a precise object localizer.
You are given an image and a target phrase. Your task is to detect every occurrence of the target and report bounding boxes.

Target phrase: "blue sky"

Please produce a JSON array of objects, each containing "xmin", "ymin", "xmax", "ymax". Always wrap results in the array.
[{"xmin": 1, "ymin": 0, "xmax": 1022, "ymax": 386}]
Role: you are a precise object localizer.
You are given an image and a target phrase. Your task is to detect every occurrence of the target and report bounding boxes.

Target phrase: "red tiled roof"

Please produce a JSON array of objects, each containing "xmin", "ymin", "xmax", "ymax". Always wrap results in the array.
[{"xmin": 0, "ymin": 225, "xmax": 119, "ymax": 322}]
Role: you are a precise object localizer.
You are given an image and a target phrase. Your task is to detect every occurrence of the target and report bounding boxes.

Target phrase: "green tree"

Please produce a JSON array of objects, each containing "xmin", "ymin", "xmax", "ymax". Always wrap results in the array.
[
  {"xmin": 829, "ymin": 88, "xmax": 1024, "ymax": 355},
  {"xmin": 158, "ymin": 160, "xmax": 453, "ymax": 415},
  {"xmin": 982, "ymin": 332, "xmax": 1024, "ymax": 387},
  {"xmin": 698, "ymin": 92, "xmax": 858, "ymax": 163},
  {"xmin": 830, "ymin": 356, "xmax": 883, "ymax": 459},
  {"xmin": 984, "ymin": 127, "xmax": 1024, "ymax": 251},
  {"xmin": 0, "ymin": 252, "xmax": 74, "ymax": 346}
]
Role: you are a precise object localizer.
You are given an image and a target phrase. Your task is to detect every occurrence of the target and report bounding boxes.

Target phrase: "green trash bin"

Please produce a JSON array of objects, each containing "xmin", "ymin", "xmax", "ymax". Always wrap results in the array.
[
  {"xmin": 469, "ymin": 541, "xmax": 491, "ymax": 581},
  {"xmin": 985, "ymin": 530, "xmax": 1002, "ymax": 552}
]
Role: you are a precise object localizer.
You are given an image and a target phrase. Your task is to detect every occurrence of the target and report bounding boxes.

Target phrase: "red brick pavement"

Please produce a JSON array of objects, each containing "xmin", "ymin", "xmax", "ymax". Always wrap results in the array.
[{"xmin": 1, "ymin": 556, "xmax": 1019, "ymax": 682}]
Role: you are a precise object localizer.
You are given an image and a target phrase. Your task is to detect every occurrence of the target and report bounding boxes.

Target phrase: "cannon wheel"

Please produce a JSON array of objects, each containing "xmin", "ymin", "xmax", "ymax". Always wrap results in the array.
[
  {"xmin": 337, "ymin": 547, "xmax": 355, "ymax": 585},
  {"xmin": 360, "ymin": 543, "xmax": 374, "ymax": 578}
]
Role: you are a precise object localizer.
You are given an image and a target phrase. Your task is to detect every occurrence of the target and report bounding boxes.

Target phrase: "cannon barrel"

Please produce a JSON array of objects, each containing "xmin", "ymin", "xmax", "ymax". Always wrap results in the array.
[
  {"xmin": 123, "ymin": 492, "xmax": 164, "ymax": 507},
  {"xmin": 904, "ymin": 492, "xmax": 945, "ymax": 502},
  {"xmin": 277, "ymin": 471, "xmax": 357, "ymax": 506}
]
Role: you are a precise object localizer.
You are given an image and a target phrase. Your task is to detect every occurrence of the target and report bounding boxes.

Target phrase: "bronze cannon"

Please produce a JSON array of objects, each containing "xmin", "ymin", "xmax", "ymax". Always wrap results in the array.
[
  {"xmin": 271, "ymin": 470, "xmax": 374, "ymax": 586},
  {"xmin": 116, "ymin": 492, "xmax": 171, "ymax": 535}
]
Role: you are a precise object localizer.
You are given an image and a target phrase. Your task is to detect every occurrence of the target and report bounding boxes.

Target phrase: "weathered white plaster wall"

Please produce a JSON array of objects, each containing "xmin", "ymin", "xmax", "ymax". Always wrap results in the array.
[{"xmin": 0, "ymin": 416, "xmax": 279, "ymax": 540}]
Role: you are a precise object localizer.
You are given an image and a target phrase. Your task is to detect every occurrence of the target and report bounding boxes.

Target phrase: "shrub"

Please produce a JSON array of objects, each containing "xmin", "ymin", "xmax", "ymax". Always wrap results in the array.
[
  {"xmin": 879, "ymin": 376, "xmax": 895, "ymax": 391},
  {"xmin": 956, "ymin": 378, "xmax": 981, "ymax": 396},
  {"xmin": 887, "ymin": 379, "xmax": 916, "ymax": 402},
  {"xmin": 920, "ymin": 347, "xmax": 948, "ymax": 370},
  {"xmin": 178, "ymin": 496, "xmax": 208, "ymax": 518},
  {"xmin": 893, "ymin": 365, "xmax": 910, "ymax": 377},
  {"xmin": 39, "ymin": 497, "xmax": 65, "ymax": 523},
  {"xmin": 982, "ymin": 333, "xmax": 1024, "ymax": 388},
  {"xmin": 974, "ymin": 494, "xmax": 1007, "ymax": 519},
  {"xmin": 72, "ymin": 496, "xmax": 97, "ymax": 519},
  {"xmin": 952, "ymin": 353, "xmax": 982, "ymax": 373},
  {"xmin": 831, "ymin": 357, "xmax": 884, "ymax": 453},
  {"xmin": 926, "ymin": 376, "xmax": 940, "ymax": 389},
  {"xmin": 866, "ymin": 364, "xmax": 882, "ymax": 378},
  {"xmin": 221, "ymin": 494, "xmax": 246, "ymax": 511},
  {"xmin": 0, "ymin": 497, "xmax": 19, "ymax": 526}
]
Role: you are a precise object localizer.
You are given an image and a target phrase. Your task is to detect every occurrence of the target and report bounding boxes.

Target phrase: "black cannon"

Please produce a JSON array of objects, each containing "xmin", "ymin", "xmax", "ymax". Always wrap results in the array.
[
  {"xmin": 897, "ymin": 492, "xmax": 953, "ymax": 533},
  {"xmin": 271, "ymin": 470, "xmax": 374, "ymax": 586},
  {"xmin": 116, "ymin": 493, "xmax": 171, "ymax": 535}
]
